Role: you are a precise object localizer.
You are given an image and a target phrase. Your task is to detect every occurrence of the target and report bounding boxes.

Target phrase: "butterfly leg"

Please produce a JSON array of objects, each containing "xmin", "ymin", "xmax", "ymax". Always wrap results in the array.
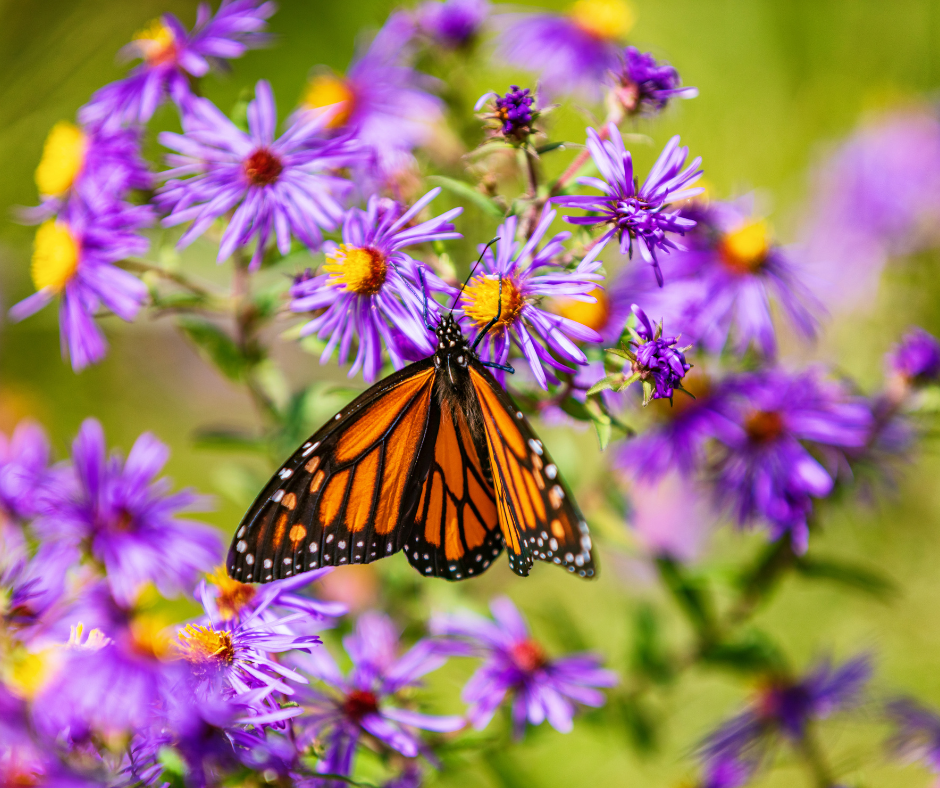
[
  {"xmin": 480, "ymin": 361, "xmax": 515, "ymax": 374},
  {"xmin": 471, "ymin": 274, "xmax": 503, "ymax": 352}
]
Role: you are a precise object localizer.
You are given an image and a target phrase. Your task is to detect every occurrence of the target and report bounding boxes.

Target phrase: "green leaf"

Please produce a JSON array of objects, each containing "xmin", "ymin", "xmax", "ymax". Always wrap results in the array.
[
  {"xmin": 655, "ymin": 557, "xmax": 717, "ymax": 641},
  {"xmin": 794, "ymin": 556, "xmax": 897, "ymax": 600},
  {"xmin": 535, "ymin": 141, "xmax": 569, "ymax": 154},
  {"xmin": 427, "ymin": 175, "xmax": 505, "ymax": 218},
  {"xmin": 619, "ymin": 697, "xmax": 659, "ymax": 754},
  {"xmin": 559, "ymin": 396, "xmax": 592, "ymax": 422},
  {"xmin": 586, "ymin": 374, "xmax": 622, "ymax": 396},
  {"xmin": 177, "ymin": 318, "xmax": 248, "ymax": 381},
  {"xmin": 699, "ymin": 631, "xmax": 785, "ymax": 674},
  {"xmin": 631, "ymin": 604, "xmax": 673, "ymax": 685},
  {"xmin": 592, "ymin": 417, "xmax": 613, "ymax": 450}
]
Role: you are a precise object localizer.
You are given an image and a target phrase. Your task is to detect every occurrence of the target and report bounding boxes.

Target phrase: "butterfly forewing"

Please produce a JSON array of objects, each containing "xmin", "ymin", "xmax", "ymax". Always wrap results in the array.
[
  {"xmin": 227, "ymin": 360, "xmax": 440, "ymax": 583},
  {"xmin": 469, "ymin": 363, "xmax": 596, "ymax": 579}
]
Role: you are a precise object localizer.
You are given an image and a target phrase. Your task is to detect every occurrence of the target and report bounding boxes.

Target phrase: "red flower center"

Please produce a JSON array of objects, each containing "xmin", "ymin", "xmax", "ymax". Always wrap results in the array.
[
  {"xmin": 510, "ymin": 639, "xmax": 547, "ymax": 673},
  {"xmin": 343, "ymin": 689, "xmax": 380, "ymax": 721},
  {"xmin": 744, "ymin": 410, "xmax": 784, "ymax": 444},
  {"xmin": 243, "ymin": 148, "xmax": 283, "ymax": 186}
]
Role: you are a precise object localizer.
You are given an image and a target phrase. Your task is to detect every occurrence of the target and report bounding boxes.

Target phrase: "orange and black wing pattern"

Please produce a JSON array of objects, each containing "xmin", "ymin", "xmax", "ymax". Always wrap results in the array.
[
  {"xmin": 407, "ymin": 398, "xmax": 504, "ymax": 580},
  {"xmin": 469, "ymin": 362, "xmax": 596, "ymax": 579},
  {"xmin": 227, "ymin": 360, "xmax": 440, "ymax": 583}
]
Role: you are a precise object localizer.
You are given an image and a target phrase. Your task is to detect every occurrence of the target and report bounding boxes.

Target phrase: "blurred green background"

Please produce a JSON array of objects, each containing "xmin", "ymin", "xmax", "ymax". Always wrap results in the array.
[{"xmin": 2, "ymin": 0, "xmax": 940, "ymax": 785}]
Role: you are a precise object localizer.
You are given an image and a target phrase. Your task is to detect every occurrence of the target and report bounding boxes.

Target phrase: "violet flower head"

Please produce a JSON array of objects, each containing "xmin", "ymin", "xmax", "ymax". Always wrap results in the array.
[
  {"xmin": 606, "ymin": 46, "xmax": 698, "ymax": 118},
  {"xmin": 33, "ymin": 418, "xmax": 222, "ymax": 606},
  {"xmin": 456, "ymin": 207, "xmax": 603, "ymax": 389},
  {"xmin": 493, "ymin": 0, "xmax": 632, "ymax": 100},
  {"xmin": 477, "ymin": 85, "xmax": 536, "ymax": 144},
  {"xmin": 0, "ymin": 420, "xmax": 54, "ymax": 522},
  {"xmin": 418, "ymin": 0, "xmax": 489, "ymax": 48},
  {"xmin": 8, "ymin": 199, "xmax": 152, "ymax": 371},
  {"xmin": 885, "ymin": 698, "xmax": 940, "ymax": 774},
  {"xmin": 158, "ymin": 80, "xmax": 354, "ymax": 270},
  {"xmin": 711, "ymin": 370, "xmax": 873, "ymax": 552},
  {"xmin": 886, "ymin": 327, "xmax": 940, "ymax": 385},
  {"xmin": 553, "ymin": 124, "xmax": 703, "ymax": 285},
  {"xmin": 623, "ymin": 304, "xmax": 692, "ymax": 404},
  {"xmin": 80, "ymin": 0, "xmax": 275, "ymax": 129},
  {"xmin": 1, "ymin": 543, "xmax": 78, "ymax": 644},
  {"xmin": 290, "ymin": 188, "xmax": 460, "ymax": 382},
  {"xmin": 291, "ymin": 611, "xmax": 464, "ymax": 781},
  {"xmin": 431, "ymin": 596, "xmax": 617, "ymax": 738}
]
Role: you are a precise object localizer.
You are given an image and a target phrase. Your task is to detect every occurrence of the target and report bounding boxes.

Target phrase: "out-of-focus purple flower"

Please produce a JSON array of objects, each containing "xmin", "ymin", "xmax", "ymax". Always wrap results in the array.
[
  {"xmin": 700, "ymin": 655, "xmax": 871, "ymax": 778},
  {"xmin": 710, "ymin": 370, "xmax": 873, "ymax": 552},
  {"xmin": 8, "ymin": 199, "xmax": 151, "ymax": 371},
  {"xmin": 290, "ymin": 188, "xmax": 460, "ymax": 382},
  {"xmin": 456, "ymin": 207, "xmax": 603, "ymax": 389},
  {"xmin": 0, "ymin": 420, "xmax": 54, "ymax": 522},
  {"xmin": 431, "ymin": 596, "xmax": 616, "ymax": 739},
  {"xmin": 553, "ymin": 124, "xmax": 703, "ymax": 285},
  {"xmin": 1, "ymin": 543, "xmax": 78, "ymax": 644},
  {"xmin": 158, "ymin": 80, "xmax": 354, "ymax": 270},
  {"xmin": 799, "ymin": 108, "xmax": 940, "ymax": 311},
  {"xmin": 699, "ymin": 753, "xmax": 757, "ymax": 788},
  {"xmin": 383, "ymin": 763, "xmax": 424, "ymax": 788},
  {"xmin": 300, "ymin": 13, "xmax": 443, "ymax": 185},
  {"xmin": 476, "ymin": 85, "xmax": 536, "ymax": 144},
  {"xmin": 80, "ymin": 1, "xmax": 275, "ymax": 129},
  {"xmin": 887, "ymin": 327, "xmax": 940, "ymax": 385},
  {"xmin": 493, "ymin": 0, "xmax": 633, "ymax": 100},
  {"xmin": 622, "ymin": 304, "xmax": 691, "ymax": 404},
  {"xmin": 606, "ymin": 47, "xmax": 698, "ymax": 118},
  {"xmin": 885, "ymin": 698, "xmax": 940, "ymax": 774},
  {"xmin": 34, "ymin": 419, "xmax": 221, "ymax": 606},
  {"xmin": 627, "ymin": 472, "xmax": 716, "ymax": 563},
  {"xmin": 418, "ymin": 0, "xmax": 489, "ymax": 48},
  {"xmin": 291, "ymin": 611, "xmax": 464, "ymax": 782}
]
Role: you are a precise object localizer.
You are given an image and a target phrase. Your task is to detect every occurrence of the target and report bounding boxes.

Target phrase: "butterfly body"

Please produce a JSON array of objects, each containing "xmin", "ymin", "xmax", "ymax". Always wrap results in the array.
[{"xmin": 227, "ymin": 312, "xmax": 596, "ymax": 584}]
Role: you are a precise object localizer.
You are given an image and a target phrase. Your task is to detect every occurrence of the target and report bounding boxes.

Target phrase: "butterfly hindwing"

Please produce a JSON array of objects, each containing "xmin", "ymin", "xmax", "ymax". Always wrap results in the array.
[
  {"xmin": 227, "ymin": 360, "xmax": 440, "ymax": 583},
  {"xmin": 406, "ymin": 398, "xmax": 504, "ymax": 580},
  {"xmin": 469, "ymin": 363, "xmax": 596, "ymax": 579}
]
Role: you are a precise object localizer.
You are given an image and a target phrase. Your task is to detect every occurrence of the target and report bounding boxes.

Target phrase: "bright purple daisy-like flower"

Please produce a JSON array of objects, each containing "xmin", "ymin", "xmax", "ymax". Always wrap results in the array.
[
  {"xmin": 80, "ymin": 1, "xmax": 275, "ymax": 129},
  {"xmin": 0, "ymin": 420, "xmax": 55, "ymax": 523},
  {"xmin": 33, "ymin": 418, "xmax": 222, "ymax": 606},
  {"xmin": 158, "ymin": 80, "xmax": 354, "ymax": 270},
  {"xmin": 456, "ymin": 207, "xmax": 603, "ymax": 389},
  {"xmin": 291, "ymin": 611, "xmax": 464, "ymax": 781},
  {"xmin": 290, "ymin": 188, "xmax": 460, "ymax": 382},
  {"xmin": 606, "ymin": 46, "xmax": 698, "ymax": 118},
  {"xmin": 431, "ymin": 596, "xmax": 617, "ymax": 738},
  {"xmin": 417, "ymin": 0, "xmax": 489, "ymax": 48},
  {"xmin": 886, "ymin": 327, "xmax": 940, "ymax": 385},
  {"xmin": 553, "ymin": 124, "xmax": 703, "ymax": 285},
  {"xmin": 885, "ymin": 698, "xmax": 940, "ymax": 774},
  {"xmin": 700, "ymin": 655, "xmax": 871, "ymax": 778},
  {"xmin": 710, "ymin": 370, "xmax": 873, "ymax": 552},
  {"xmin": 1, "ymin": 543, "xmax": 77, "ymax": 644},
  {"xmin": 493, "ymin": 0, "xmax": 631, "ymax": 100},
  {"xmin": 9, "ymin": 199, "xmax": 151, "ymax": 371}
]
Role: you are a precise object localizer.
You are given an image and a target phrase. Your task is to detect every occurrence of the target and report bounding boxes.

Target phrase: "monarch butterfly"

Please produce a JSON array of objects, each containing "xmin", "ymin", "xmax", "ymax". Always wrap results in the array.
[{"xmin": 227, "ymin": 267, "xmax": 597, "ymax": 583}]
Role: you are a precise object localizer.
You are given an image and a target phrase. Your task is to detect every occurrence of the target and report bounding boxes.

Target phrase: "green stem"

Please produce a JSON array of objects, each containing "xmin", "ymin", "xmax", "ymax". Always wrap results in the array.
[
  {"xmin": 121, "ymin": 258, "xmax": 214, "ymax": 297},
  {"xmin": 796, "ymin": 726, "xmax": 838, "ymax": 788}
]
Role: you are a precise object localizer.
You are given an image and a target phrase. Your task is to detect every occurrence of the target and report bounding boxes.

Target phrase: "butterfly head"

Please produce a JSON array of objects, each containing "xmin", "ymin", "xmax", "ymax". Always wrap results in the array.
[{"xmin": 433, "ymin": 312, "xmax": 471, "ymax": 369}]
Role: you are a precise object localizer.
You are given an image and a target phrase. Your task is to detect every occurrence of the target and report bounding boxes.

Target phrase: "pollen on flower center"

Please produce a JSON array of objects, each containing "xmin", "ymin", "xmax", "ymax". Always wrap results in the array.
[
  {"xmin": 463, "ymin": 275, "xmax": 526, "ymax": 330},
  {"xmin": 551, "ymin": 286, "xmax": 610, "ymax": 332},
  {"xmin": 510, "ymin": 639, "xmax": 547, "ymax": 672},
  {"xmin": 569, "ymin": 0, "xmax": 634, "ymax": 41},
  {"xmin": 323, "ymin": 245, "xmax": 388, "ymax": 295},
  {"xmin": 32, "ymin": 221, "xmax": 80, "ymax": 293},
  {"xmin": 207, "ymin": 566, "xmax": 257, "ymax": 621},
  {"xmin": 719, "ymin": 219, "xmax": 771, "ymax": 273},
  {"xmin": 244, "ymin": 147, "xmax": 284, "ymax": 186},
  {"xmin": 176, "ymin": 623, "xmax": 236, "ymax": 665},
  {"xmin": 130, "ymin": 615, "xmax": 172, "ymax": 660},
  {"xmin": 343, "ymin": 689, "xmax": 380, "ymax": 721},
  {"xmin": 304, "ymin": 74, "xmax": 356, "ymax": 129},
  {"xmin": 35, "ymin": 121, "xmax": 87, "ymax": 197},
  {"xmin": 134, "ymin": 19, "xmax": 178, "ymax": 66},
  {"xmin": 745, "ymin": 410, "xmax": 785, "ymax": 444}
]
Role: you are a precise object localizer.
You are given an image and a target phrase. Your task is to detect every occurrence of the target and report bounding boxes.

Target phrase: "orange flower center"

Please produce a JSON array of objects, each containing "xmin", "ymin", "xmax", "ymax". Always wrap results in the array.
[
  {"xmin": 303, "ymin": 74, "xmax": 356, "ymax": 129},
  {"xmin": 323, "ymin": 245, "xmax": 388, "ymax": 296},
  {"xmin": 744, "ymin": 410, "xmax": 784, "ymax": 444},
  {"xmin": 343, "ymin": 689, "xmax": 380, "ymax": 720},
  {"xmin": 718, "ymin": 220, "xmax": 771, "ymax": 274},
  {"xmin": 244, "ymin": 148, "xmax": 284, "ymax": 186},
  {"xmin": 510, "ymin": 639, "xmax": 547, "ymax": 672},
  {"xmin": 207, "ymin": 566, "xmax": 257, "ymax": 620},
  {"xmin": 462, "ymin": 275, "xmax": 526, "ymax": 331},
  {"xmin": 551, "ymin": 287, "xmax": 610, "ymax": 332},
  {"xmin": 134, "ymin": 20, "xmax": 179, "ymax": 67}
]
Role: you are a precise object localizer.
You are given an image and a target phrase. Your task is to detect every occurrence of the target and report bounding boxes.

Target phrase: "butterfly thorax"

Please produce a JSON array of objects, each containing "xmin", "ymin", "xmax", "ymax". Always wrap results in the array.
[{"xmin": 432, "ymin": 312, "xmax": 483, "ymax": 433}]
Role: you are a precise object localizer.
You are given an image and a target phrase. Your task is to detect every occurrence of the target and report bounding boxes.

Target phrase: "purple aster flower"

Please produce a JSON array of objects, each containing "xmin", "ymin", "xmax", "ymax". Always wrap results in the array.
[
  {"xmin": 79, "ymin": 1, "xmax": 275, "ymax": 129},
  {"xmin": 456, "ymin": 207, "xmax": 603, "ymax": 389},
  {"xmin": 431, "ymin": 596, "xmax": 617, "ymax": 738},
  {"xmin": 1, "ymin": 543, "xmax": 78, "ymax": 644},
  {"xmin": 33, "ymin": 418, "xmax": 222, "ymax": 606},
  {"xmin": 606, "ymin": 46, "xmax": 698, "ymax": 118},
  {"xmin": 418, "ymin": 0, "xmax": 489, "ymax": 48},
  {"xmin": 699, "ymin": 753, "xmax": 757, "ymax": 788},
  {"xmin": 885, "ymin": 698, "xmax": 940, "ymax": 774},
  {"xmin": 493, "ymin": 0, "xmax": 633, "ymax": 100},
  {"xmin": 886, "ymin": 327, "xmax": 940, "ymax": 385},
  {"xmin": 158, "ymin": 80, "xmax": 354, "ymax": 270},
  {"xmin": 8, "ymin": 199, "xmax": 151, "ymax": 371},
  {"xmin": 700, "ymin": 655, "xmax": 871, "ymax": 777},
  {"xmin": 618, "ymin": 304, "xmax": 691, "ymax": 404},
  {"xmin": 291, "ymin": 611, "xmax": 464, "ymax": 781},
  {"xmin": 0, "ymin": 420, "xmax": 55, "ymax": 523},
  {"xmin": 476, "ymin": 85, "xmax": 537, "ymax": 145},
  {"xmin": 710, "ymin": 370, "xmax": 873, "ymax": 552},
  {"xmin": 290, "ymin": 189, "xmax": 460, "ymax": 382},
  {"xmin": 553, "ymin": 124, "xmax": 703, "ymax": 285}
]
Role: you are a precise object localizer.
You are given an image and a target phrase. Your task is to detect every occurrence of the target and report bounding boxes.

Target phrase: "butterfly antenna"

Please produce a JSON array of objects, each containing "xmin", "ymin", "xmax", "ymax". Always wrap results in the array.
[
  {"xmin": 452, "ymin": 236, "xmax": 500, "ymax": 310},
  {"xmin": 388, "ymin": 261, "xmax": 436, "ymax": 331},
  {"xmin": 471, "ymin": 273, "xmax": 503, "ymax": 352}
]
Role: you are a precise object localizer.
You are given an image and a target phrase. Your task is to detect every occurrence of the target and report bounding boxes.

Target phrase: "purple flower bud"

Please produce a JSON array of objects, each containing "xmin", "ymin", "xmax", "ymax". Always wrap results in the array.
[
  {"xmin": 628, "ymin": 304, "xmax": 691, "ymax": 403},
  {"xmin": 492, "ymin": 85, "xmax": 536, "ymax": 142},
  {"xmin": 886, "ymin": 327, "xmax": 940, "ymax": 383}
]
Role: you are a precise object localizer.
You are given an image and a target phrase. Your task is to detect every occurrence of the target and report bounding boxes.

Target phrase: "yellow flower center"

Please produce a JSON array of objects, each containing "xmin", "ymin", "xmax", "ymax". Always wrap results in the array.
[
  {"xmin": 551, "ymin": 287, "xmax": 610, "ymax": 332},
  {"xmin": 323, "ymin": 245, "xmax": 388, "ymax": 295},
  {"xmin": 462, "ymin": 275, "xmax": 526, "ymax": 331},
  {"xmin": 176, "ymin": 624, "xmax": 235, "ymax": 665},
  {"xmin": 129, "ymin": 614, "xmax": 172, "ymax": 660},
  {"xmin": 67, "ymin": 623, "xmax": 111, "ymax": 651},
  {"xmin": 133, "ymin": 19, "xmax": 178, "ymax": 66},
  {"xmin": 207, "ymin": 566, "xmax": 257, "ymax": 621},
  {"xmin": 718, "ymin": 219, "xmax": 771, "ymax": 274},
  {"xmin": 35, "ymin": 121, "xmax": 87, "ymax": 197},
  {"xmin": 31, "ymin": 221, "xmax": 80, "ymax": 293},
  {"xmin": 569, "ymin": 0, "xmax": 634, "ymax": 41},
  {"xmin": 2, "ymin": 647, "xmax": 60, "ymax": 700},
  {"xmin": 303, "ymin": 74, "xmax": 356, "ymax": 129}
]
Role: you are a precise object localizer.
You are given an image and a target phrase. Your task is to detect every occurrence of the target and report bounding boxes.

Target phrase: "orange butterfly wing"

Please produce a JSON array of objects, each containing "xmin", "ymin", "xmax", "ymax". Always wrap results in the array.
[
  {"xmin": 406, "ymin": 398, "xmax": 504, "ymax": 580},
  {"xmin": 227, "ymin": 361, "xmax": 440, "ymax": 583},
  {"xmin": 469, "ymin": 364, "xmax": 597, "ymax": 579}
]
